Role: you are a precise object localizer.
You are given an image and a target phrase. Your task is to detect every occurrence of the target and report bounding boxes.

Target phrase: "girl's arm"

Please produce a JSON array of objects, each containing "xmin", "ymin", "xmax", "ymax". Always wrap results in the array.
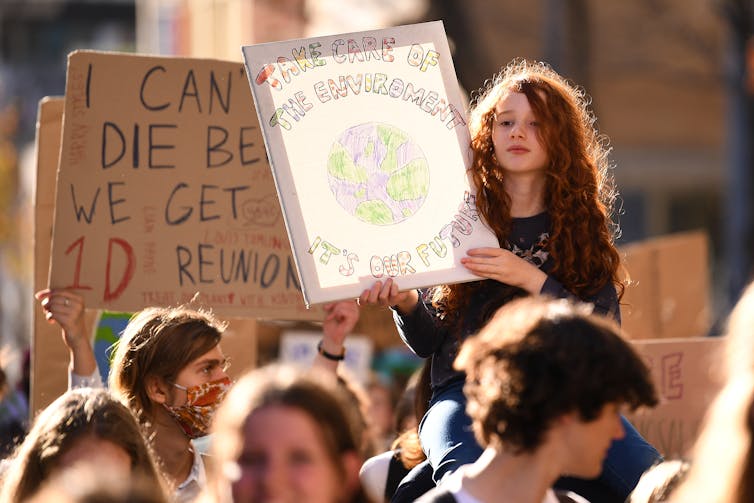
[
  {"xmin": 313, "ymin": 300, "xmax": 360, "ymax": 374},
  {"xmin": 541, "ymin": 276, "xmax": 621, "ymax": 324},
  {"xmin": 34, "ymin": 289, "xmax": 98, "ymax": 379},
  {"xmin": 360, "ymin": 279, "xmax": 445, "ymax": 357},
  {"xmin": 461, "ymin": 248, "xmax": 620, "ymax": 323}
]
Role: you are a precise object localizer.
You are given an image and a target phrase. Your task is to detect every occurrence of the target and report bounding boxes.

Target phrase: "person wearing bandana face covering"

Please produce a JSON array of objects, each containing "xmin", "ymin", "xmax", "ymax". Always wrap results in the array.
[
  {"xmin": 163, "ymin": 372, "xmax": 232, "ymax": 439},
  {"xmin": 36, "ymin": 290, "xmax": 231, "ymax": 503}
]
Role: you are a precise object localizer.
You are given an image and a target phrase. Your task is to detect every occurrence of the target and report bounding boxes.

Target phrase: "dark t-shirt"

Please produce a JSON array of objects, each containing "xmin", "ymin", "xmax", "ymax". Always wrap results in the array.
[{"xmin": 394, "ymin": 212, "xmax": 620, "ymax": 393}]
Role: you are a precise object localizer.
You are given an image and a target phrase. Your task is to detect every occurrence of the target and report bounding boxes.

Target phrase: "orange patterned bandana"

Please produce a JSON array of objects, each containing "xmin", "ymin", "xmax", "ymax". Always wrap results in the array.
[{"xmin": 164, "ymin": 376, "xmax": 232, "ymax": 439}]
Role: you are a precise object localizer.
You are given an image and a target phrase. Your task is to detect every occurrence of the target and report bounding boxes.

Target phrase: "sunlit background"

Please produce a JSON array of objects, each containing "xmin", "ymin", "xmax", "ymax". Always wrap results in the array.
[{"xmin": 0, "ymin": 0, "xmax": 750, "ymax": 373}]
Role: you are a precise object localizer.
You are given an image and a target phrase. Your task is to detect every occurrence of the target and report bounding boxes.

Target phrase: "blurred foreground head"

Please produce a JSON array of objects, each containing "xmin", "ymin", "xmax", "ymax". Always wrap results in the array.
[
  {"xmin": 669, "ymin": 373, "xmax": 754, "ymax": 503},
  {"xmin": 204, "ymin": 365, "xmax": 368, "ymax": 503},
  {"xmin": 0, "ymin": 388, "xmax": 166, "ymax": 503},
  {"xmin": 456, "ymin": 296, "xmax": 657, "ymax": 457},
  {"xmin": 724, "ymin": 281, "xmax": 754, "ymax": 380}
]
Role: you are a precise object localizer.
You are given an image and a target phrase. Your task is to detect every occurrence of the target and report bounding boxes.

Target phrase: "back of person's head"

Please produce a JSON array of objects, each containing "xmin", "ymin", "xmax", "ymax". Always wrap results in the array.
[
  {"xmin": 670, "ymin": 373, "xmax": 754, "ymax": 503},
  {"xmin": 363, "ymin": 372, "xmax": 396, "ymax": 450},
  {"xmin": 26, "ymin": 462, "xmax": 169, "ymax": 503},
  {"xmin": 628, "ymin": 460, "xmax": 690, "ymax": 503},
  {"xmin": 108, "ymin": 305, "xmax": 224, "ymax": 421},
  {"xmin": 206, "ymin": 364, "xmax": 367, "ymax": 503},
  {"xmin": 0, "ymin": 388, "xmax": 166, "ymax": 503},
  {"xmin": 336, "ymin": 370, "xmax": 379, "ymax": 460},
  {"xmin": 390, "ymin": 362, "xmax": 430, "ymax": 470},
  {"xmin": 455, "ymin": 296, "xmax": 657, "ymax": 453}
]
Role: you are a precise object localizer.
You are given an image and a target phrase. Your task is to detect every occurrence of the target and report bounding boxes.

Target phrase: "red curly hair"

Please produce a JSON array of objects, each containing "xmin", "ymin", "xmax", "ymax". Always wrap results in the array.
[{"xmin": 431, "ymin": 59, "xmax": 622, "ymax": 318}]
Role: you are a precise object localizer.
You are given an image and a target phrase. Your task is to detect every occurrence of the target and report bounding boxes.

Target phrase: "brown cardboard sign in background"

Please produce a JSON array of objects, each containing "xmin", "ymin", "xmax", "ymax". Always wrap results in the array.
[
  {"xmin": 620, "ymin": 231, "xmax": 710, "ymax": 339},
  {"xmin": 33, "ymin": 94, "xmax": 261, "ymax": 416},
  {"xmin": 32, "ymin": 96, "xmax": 91, "ymax": 414},
  {"xmin": 626, "ymin": 337, "xmax": 725, "ymax": 458},
  {"xmin": 49, "ymin": 51, "xmax": 320, "ymax": 320}
]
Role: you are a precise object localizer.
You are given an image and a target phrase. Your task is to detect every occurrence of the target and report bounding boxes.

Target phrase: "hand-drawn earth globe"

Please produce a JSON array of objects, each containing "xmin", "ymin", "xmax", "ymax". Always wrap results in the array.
[{"xmin": 327, "ymin": 122, "xmax": 429, "ymax": 226}]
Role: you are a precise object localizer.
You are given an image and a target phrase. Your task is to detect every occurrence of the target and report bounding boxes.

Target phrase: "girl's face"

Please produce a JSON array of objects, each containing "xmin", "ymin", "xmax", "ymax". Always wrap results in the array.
[
  {"xmin": 172, "ymin": 344, "xmax": 229, "ymax": 395},
  {"xmin": 233, "ymin": 405, "xmax": 344, "ymax": 503},
  {"xmin": 491, "ymin": 91, "xmax": 549, "ymax": 176}
]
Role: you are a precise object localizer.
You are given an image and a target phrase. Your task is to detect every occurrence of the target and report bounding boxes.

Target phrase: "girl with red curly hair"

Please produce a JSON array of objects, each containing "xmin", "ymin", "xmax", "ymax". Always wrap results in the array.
[{"xmin": 361, "ymin": 59, "xmax": 660, "ymax": 503}]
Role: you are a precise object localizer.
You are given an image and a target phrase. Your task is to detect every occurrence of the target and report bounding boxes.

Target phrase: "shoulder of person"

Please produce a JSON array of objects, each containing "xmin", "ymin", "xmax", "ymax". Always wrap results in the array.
[{"xmin": 359, "ymin": 450, "xmax": 395, "ymax": 502}]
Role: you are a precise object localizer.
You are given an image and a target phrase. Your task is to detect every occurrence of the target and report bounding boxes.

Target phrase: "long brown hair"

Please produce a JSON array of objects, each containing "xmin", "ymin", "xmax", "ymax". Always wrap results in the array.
[
  {"xmin": 0, "ymin": 388, "xmax": 167, "ymax": 503},
  {"xmin": 108, "ymin": 305, "xmax": 224, "ymax": 424},
  {"xmin": 432, "ymin": 59, "xmax": 622, "ymax": 318}
]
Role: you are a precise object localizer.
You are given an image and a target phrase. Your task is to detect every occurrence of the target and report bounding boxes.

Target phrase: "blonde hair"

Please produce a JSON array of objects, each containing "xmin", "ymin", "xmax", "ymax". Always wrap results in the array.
[{"xmin": 629, "ymin": 460, "xmax": 690, "ymax": 503}]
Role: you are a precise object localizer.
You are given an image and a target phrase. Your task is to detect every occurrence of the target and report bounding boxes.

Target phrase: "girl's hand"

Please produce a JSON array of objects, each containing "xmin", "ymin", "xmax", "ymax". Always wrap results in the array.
[
  {"xmin": 461, "ymin": 247, "xmax": 547, "ymax": 294},
  {"xmin": 34, "ymin": 288, "xmax": 96, "ymax": 376},
  {"xmin": 314, "ymin": 300, "xmax": 359, "ymax": 373},
  {"xmin": 358, "ymin": 278, "xmax": 418, "ymax": 315},
  {"xmin": 322, "ymin": 300, "xmax": 360, "ymax": 349},
  {"xmin": 35, "ymin": 289, "xmax": 87, "ymax": 351}
]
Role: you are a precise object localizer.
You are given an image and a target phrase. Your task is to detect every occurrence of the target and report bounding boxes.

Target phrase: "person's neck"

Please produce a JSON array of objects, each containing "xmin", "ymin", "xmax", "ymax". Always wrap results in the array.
[
  {"xmin": 148, "ymin": 408, "xmax": 194, "ymax": 487},
  {"xmin": 504, "ymin": 174, "xmax": 546, "ymax": 217},
  {"xmin": 460, "ymin": 447, "xmax": 561, "ymax": 503}
]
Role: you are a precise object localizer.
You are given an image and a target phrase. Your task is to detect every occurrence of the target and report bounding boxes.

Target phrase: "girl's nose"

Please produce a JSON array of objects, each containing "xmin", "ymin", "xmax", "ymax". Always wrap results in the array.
[{"xmin": 509, "ymin": 123, "xmax": 524, "ymax": 138}]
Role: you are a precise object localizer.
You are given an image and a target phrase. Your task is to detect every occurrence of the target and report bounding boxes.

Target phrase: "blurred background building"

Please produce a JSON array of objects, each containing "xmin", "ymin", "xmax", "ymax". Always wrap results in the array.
[{"xmin": 0, "ymin": 0, "xmax": 751, "ymax": 366}]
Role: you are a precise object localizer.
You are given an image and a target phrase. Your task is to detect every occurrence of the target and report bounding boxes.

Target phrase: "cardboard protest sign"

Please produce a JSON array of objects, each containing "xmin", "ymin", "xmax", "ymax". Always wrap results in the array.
[
  {"xmin": 620, "ymin": 231, "xmax": 710, "ymax": 339},
  {"xmin": 32, "ymin": 96, "xmax": 258, "ymax": 415},
  {"xmin": 242, "ymin": 21, "xmax": 498, "ymax": 305},
  {"xmin": 32, "ymin": 96, "xmax": 79, "ymax": 414},
  {"xmin": 49, "ymin": 51, "xmax": 319, "ymax": 320},
  {"xmin": 626, "ymin": 337, "xmax": 725, "ymax": 458}
]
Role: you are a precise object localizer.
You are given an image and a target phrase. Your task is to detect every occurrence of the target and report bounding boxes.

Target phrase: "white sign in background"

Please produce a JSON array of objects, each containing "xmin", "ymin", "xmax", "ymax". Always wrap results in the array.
[
  {"xmin": 279, "ymin": 331, "xmax": 373, "ymax": 384},
  {"xmin": 242, "ymin": 21, "xmax": 498, "ymax": 305}
]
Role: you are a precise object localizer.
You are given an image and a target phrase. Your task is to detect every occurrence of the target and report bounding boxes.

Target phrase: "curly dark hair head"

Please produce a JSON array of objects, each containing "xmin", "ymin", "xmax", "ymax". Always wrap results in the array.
[
  {"xmin": 431, "ymin": 59, "xmax": 622, "ymax": 319},
  {"xmin": 455, "ymin": 297, "xmax": 657, "ymax": 453}
]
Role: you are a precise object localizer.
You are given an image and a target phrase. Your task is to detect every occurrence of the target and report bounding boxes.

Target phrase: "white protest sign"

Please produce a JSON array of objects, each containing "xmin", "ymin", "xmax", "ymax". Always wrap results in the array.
[
  {"xmin": 242, "ymin": 21, "xmax": 498, "ymax": 305},
  {"xmin": 279, "ymin": 331, "xmax": 373, "ymax": 384}
]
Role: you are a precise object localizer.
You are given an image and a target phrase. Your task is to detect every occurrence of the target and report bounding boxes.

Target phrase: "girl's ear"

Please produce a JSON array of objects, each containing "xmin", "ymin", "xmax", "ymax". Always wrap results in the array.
[{"xmin": 145, "ymin": 375, "xmax": 170, "ymax": 405}]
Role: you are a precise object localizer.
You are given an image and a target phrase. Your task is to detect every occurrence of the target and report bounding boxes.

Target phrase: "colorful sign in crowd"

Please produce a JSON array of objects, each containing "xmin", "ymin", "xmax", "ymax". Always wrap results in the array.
[{"xmin": 242, "ymin": 21, "xmax": 497, "ymax": 305}]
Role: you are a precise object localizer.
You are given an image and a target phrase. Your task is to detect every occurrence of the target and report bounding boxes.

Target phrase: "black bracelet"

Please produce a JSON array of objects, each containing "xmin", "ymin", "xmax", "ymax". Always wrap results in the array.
[{"xmin": 317, "ymin": 340, "xmax": 346, "ymax": 361}]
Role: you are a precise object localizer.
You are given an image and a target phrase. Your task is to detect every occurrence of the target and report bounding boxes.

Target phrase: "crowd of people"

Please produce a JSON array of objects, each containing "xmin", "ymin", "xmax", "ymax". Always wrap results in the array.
[{"xmin": 0, "ymin": 58, "xmax": 752, "ymax": 503}]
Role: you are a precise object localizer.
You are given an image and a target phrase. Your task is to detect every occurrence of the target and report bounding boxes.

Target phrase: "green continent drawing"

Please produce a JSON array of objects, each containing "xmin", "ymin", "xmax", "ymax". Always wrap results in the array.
[{"xmin": 327, "ymin": 122, "xmax": 429, "ymax": 225}]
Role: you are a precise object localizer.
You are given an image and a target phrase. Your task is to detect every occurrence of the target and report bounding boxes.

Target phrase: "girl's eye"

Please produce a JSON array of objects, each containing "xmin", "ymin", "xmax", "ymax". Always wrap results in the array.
[
  {"xmin": 289, "ymin": 449, "xmax": 314, "ymax": 465},
  {"xmin": 500, "ymin": 120, "xmax": 513, "ymax": 127},
  {"xmin": 237, "ymin": 452, "xmax": 265, "ymax": 468},
  {"xmin": 530, "ymin": 121, "xmax": 539, "ymax": 127},
  {"xmin": 200, "ymin": 357, "xmax": 230, "ymax": 376}
]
